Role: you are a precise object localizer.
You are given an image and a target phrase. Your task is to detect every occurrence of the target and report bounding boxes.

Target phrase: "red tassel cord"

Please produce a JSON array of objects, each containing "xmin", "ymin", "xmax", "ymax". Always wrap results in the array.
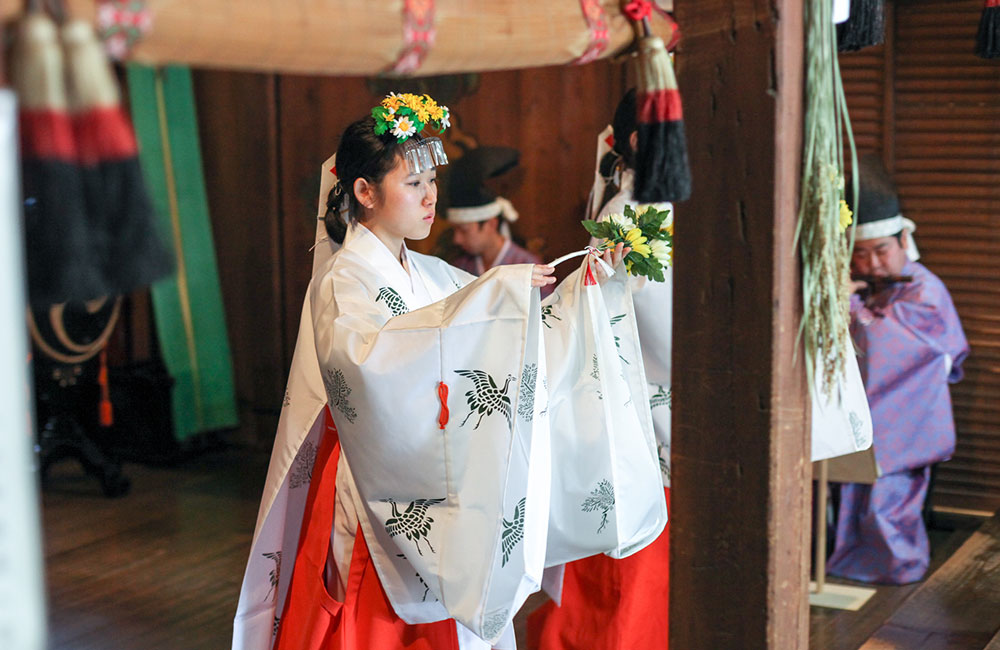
[
  {"xmin": 98, "ymin": 349, "xmax": 113, "ymax": 427},
  {"xmin": 437, "ymin": 381, "xmax": 450, "ymax": 430}
]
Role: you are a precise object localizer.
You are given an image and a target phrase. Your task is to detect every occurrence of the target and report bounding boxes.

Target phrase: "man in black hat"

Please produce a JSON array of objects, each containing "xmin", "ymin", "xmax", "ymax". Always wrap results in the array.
[
  {"xmin": 444, "ymin": 147, "xmax": 545, "ymax": 288},
  {"xmin": 827, "ymin": 155, "xmax": 969, "ymax": 584}
]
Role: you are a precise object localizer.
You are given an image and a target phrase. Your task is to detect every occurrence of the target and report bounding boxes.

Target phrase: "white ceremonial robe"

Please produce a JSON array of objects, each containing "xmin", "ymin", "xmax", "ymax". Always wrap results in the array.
[
  {"xmin": 594, "ymin": 168, "xmax": 674, "ymax": 487},
  {"xmin": 234, "ymin": 222, "xmax": 660, "ymax": 649}
]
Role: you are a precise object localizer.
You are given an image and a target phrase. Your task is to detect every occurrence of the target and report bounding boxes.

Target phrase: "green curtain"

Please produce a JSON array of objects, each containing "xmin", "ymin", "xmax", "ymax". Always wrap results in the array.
[{"xmin": 126, "ymin": 65, "xmax": 238, "ymax": 441}]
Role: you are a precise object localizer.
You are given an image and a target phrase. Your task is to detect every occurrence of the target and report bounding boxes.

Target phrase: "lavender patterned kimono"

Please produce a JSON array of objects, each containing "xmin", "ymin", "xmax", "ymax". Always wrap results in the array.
[
  {"xmin": 828, "ymin": 260, "xmax": 969, "ymax": 584},
  {"xmin": 452, "ymin": 240, "xmax": 552, "ymax": 298}
]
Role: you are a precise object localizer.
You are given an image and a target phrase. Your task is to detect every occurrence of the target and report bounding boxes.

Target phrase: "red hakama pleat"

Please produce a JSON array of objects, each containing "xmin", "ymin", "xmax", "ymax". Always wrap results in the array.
[
  {"xmin": 527, "ymin": 488, "xmax": 670, "ymax": 650},
  {"xmin": 275, "ymin": 408, "xmax": 459, "ymax": 650}
]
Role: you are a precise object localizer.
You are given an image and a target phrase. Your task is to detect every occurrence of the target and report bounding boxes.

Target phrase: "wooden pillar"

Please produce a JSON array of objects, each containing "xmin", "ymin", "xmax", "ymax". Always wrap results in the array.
[{"xmin": 670, "ymin": 1, "xmax": 809, "ymax": 648}]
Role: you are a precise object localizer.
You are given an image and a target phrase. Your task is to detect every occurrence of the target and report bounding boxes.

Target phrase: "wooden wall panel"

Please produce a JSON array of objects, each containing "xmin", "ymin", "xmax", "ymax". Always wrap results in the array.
[{"xmin": 193, "ymin": 70, "xmax": 285, "ymax": 447}]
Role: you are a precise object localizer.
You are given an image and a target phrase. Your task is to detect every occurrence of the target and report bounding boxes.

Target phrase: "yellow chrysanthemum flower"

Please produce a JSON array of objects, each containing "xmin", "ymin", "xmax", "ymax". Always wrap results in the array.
[
  {"xmin": 839, "ymin": 200, "xmax": 853, "ymax": 232},
  {"xmin": 624, "ymin": 228, "xmax": 651, "ymax": 257},
  {"xmin": 382, "ymin": 95, "xmax": 403, "ymax": 111}
]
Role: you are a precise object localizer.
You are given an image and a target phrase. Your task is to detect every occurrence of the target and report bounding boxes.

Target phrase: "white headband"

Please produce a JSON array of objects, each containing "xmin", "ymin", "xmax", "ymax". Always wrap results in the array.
[
  {"xmin": 854, "ymin": 214, "xmax": 920, "ymax": 262},
  {"xmin": 447, "ymin": 197, "xmax": 519, "ymax": 224}
]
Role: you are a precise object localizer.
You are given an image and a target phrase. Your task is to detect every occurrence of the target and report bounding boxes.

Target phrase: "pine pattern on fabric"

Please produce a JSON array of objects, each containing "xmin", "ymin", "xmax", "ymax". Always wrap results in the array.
[
  {"xmin": 650, "ymin": 385, "xmax": 671, "ymax": 410},
  {"xmin": 657, "ymin": 443, "xmax": 670, "ymax": 482},
  {"xmin": 609, "ymin": 313, "xmax": 629, "ymax": 364},
  {"xmin": 482, "ymin": 608, "xmax": 510, "ymax": 641},
  {"xmin": 518, "ymin": 364, "xmax": 537, "ymax": 422},
  {"xmin": 541, "ymin": 305, "xmax": 561, "ymax": 329},
  {"xmin": 501, "ymin": 497, "xmax": 527, "ymax": 566},
  {"xmin": 582, "ymin": 479, "xmax": 616, "ymax": 533},
  {"xmin": 323, "ymin": 368, "xmax": 357, "ymax": 424},
  {"xmin": 382, "ymin": 497, "xmax": 446, "ymax": 556},
  {"xmin": 376, "ymin": 286, "xmax": 410, "ymax": 316},
  {"xmin": 288, "ymin": 440, "xmax": 317, "ymax": 489},
  {"xmin": 849, "ymin": 411, "xmax": 866, "ymax": 448},
  {"xmin": 454, "ymin": 369, "xmax": 515, "ymax": 429}
]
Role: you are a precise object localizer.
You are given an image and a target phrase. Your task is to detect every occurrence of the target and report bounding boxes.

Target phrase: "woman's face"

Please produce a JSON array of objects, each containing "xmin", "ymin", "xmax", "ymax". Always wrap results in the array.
[{"xmin": 363, "ymin": 157, "xmax": 438, "ymax": 242}]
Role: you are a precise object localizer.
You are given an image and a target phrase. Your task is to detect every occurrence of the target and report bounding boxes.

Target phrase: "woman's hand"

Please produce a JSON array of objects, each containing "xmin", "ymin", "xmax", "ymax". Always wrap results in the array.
[
  {"xmin": 596, "ymin": 242, "xmax": 631, "ymax": 283},
  {"xmin": 532, "ymin": 264, "xmax": 556, "ymax": 288}
]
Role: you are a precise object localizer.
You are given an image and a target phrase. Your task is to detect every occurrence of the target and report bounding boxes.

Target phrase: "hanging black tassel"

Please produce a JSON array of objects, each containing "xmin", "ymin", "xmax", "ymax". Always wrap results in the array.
[
  {"xmin": 976, "ymin": 0, "xmax": 1000, "ymax": 59},
  {"xmin": 837, "ymin": 0, "xmax": 886, "ymax": 52},
  {"xmin": 11, "ymin": 12, "xmax": 106, "ymax": 307},
  {"xmin": 631, "ymin": 36, "xmax": 691, "ymax": 203},
  {"xmin": 61, "ymin": 18, "xmax": 173, "ymax": 295}
]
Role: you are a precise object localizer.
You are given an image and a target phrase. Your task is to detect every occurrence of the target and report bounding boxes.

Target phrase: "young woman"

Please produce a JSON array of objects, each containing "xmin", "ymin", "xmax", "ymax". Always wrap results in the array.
[
  {"xmin": 232, "ymin": 94, "xmax": 656, "ymax": 650},
  {"xmin": 529, "ymin": 88, "xmax": 674, "ymax": 650}
]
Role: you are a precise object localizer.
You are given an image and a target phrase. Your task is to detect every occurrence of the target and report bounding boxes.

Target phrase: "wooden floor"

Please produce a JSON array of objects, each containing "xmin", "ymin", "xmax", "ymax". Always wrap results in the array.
[
  {"xmin": 809, "ymin": 517, "xmax": 977, "ymax": 650},
  {"xmin": 42, "ymin": 445, "xmax": 981, "ymax": 649}
]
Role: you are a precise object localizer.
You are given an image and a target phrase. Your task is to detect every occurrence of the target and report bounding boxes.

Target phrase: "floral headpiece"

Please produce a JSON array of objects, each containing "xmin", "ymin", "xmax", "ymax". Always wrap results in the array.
[
  {"xmin": 373, "ymin": 92, "xmax": 450, "ymax": 142},
  {"xmin": 372, "ymin": 92, "xmax": 451, "ymax": 174}
]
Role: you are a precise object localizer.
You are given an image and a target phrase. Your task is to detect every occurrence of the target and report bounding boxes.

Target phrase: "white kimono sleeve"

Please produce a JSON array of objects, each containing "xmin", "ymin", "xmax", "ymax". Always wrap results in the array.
[
  {"xmin": 312, "ymin": 260, "xmax": 550, "ymax": 645},
  {"xmin": 540, "ymin": 257, "xmax": 667, "ymax": 565}
]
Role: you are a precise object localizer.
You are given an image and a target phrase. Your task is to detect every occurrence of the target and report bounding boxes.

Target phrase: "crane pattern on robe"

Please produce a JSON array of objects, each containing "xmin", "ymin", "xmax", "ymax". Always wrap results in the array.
[
  {"xmin": 501, "ymin": 497, "xmax": 527, "ymax": 566},
  {"xmin": 376, "ymin": 286, "xmax": 410, "ymax": 316},
  {"xmin": 517, "ymin": 364, "xmax": 537, "ymax": 422},
  {"xmin": 382, "ymin": 497, "xmax": 446, "ymax": 556},
  {"xmin": 454, "ymin": 369, "xmax": 515, "ymax": 429},
  {"xmin": 396, "ymin": 553, "xmax": 435, "ymax": 601},
  {"xmin": 581, "ymin": 479, "xmax": 616, "ymax": 534},
  {"xmin": 262, "ymin": 551, "xmax": 281, "ymax": 603}
]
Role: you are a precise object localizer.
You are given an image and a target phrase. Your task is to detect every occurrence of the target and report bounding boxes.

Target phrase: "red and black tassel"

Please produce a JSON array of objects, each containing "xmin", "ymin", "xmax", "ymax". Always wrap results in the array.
[
  {"xmin": 836, "ymin": 0, "xmax": 886, "ymax": 52},
  {"xmin": 625, "ymin": 3, "xmax": 691, "ymax": 203},
  {"xmin": 976, "ymin": 0, "xmax": 1000, "ymax": 59},
  {"xmin": 61, "ymin": 18, "xmax": 173, "ymax": 295},
  {"xmin": 11, "ymin": 12, "xmax": 105, "ymax": 308}
]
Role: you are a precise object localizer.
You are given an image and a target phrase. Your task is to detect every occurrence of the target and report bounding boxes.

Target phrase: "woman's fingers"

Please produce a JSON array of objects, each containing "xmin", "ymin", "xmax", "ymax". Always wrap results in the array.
[{"xmin": 531, "ymin": 264, "xmax": 556, "ymax": 288}]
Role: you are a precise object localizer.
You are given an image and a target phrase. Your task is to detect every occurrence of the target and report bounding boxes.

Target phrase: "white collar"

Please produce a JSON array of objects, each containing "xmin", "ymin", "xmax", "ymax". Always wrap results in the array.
[{"xmin": 343, "ymin": 224, "xmax": 431, "ymax": 304}]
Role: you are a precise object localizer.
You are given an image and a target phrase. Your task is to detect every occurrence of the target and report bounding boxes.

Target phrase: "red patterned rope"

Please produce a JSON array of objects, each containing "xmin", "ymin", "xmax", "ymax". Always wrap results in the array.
[
  {"xmin": 572, "ymin": 0, "xmax": 610, "ymax": 65},
  {"xmin": 389, "ymin": 0, "xmax": 436, "ymax": 75}
]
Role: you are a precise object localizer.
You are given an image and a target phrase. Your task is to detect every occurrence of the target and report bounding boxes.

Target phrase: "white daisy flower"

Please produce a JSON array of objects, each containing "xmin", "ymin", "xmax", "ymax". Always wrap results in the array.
[
  {"xmin": 439, "ymin": 108, "xmax": 451, "ymax": 129},
  {"xmin": 392, "ymin": 116, "xmax": 417, "ymax": 140},
  {"xmin": 650, "ymin": 239, "xmax": 672, "ymax": 268},
  {"xmin": 608, "ymin": 212, "xmax": 637, "ymax": 232}
]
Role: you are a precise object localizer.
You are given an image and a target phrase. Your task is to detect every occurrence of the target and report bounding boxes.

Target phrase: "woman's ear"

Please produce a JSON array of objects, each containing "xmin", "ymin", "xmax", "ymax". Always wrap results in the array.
[{"xmin": 354, "ymin": 177, "xmax": 376, "ymax": 210}]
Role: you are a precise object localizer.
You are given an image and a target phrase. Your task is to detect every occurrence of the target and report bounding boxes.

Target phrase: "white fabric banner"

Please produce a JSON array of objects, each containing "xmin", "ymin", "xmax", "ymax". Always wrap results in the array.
[{"xmin": 810, "ymin": 332, "xmax": 874, "ymax": 462}]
